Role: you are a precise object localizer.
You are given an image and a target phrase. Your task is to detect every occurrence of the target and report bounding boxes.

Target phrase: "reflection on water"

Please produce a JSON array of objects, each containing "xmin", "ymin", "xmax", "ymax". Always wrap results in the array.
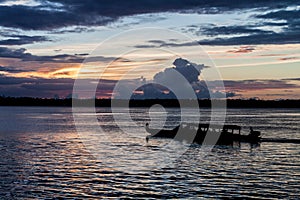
[{"xmin": 0, "ymin": 107, "xmax": 299, "ymax": 199}]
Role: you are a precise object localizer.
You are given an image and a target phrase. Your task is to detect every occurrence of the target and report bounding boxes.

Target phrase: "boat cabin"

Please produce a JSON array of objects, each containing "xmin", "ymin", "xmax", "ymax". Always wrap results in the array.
[{"xmin": 182, "ymin": 123, "xmax": 241, "ymax": 135}]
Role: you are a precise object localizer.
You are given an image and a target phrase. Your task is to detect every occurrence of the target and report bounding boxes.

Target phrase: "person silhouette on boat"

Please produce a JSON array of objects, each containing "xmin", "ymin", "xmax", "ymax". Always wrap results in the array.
[
  {"xmin": 249, "ymin": 127, "xmax": 260, "ymax": 138},
  {"xmin": 250, "ymin": 127, "xmax": 253, "ymax": 133}
]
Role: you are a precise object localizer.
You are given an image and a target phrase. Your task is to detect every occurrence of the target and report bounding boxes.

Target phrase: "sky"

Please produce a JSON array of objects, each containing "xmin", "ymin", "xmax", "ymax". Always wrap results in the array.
[{"xmin": 0, "ymin": 0, "xmax": 299, "ymax": 99}]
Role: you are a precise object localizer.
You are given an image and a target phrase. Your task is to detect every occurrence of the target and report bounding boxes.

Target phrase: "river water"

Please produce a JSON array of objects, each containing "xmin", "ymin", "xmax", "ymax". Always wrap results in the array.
[{"xmin": 0, "ymin": 107, "xmax": 299, "ymax": 199}]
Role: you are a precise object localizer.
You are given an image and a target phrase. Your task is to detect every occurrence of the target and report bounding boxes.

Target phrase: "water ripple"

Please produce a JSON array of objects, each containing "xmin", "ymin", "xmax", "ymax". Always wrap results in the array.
[{"xmin": 0, "ymin": 107, "xmax": 299, "ymax": 199}]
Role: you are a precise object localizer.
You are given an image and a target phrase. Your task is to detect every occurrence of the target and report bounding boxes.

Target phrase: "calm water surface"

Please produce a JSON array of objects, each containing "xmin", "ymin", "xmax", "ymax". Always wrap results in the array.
[{"xmin": 0, "ymin": 107, "xmax": 299, "ymax": 199}]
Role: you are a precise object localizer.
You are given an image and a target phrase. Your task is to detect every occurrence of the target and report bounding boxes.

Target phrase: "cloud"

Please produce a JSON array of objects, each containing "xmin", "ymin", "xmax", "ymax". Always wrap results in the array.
[
  {"xmin": 46, "ymin": 0, "xmax": 298, "ymax": 16},
  {"xmin": 198, "ymin": 25, "xmax": 273, "ymax": 37},
  {"xmin": 278, "ymin": 57, "xmax": 299, "ymax": 61},
  {"xmin": 0, "ymin": 47, "xmax": 116, "ymax": 63},
  {"xmin": 21, "ymin": 82, "xmax": 72, "ymax": 91},
  {"xmin": 134, "ymin": 19, "xmax": 298, "ymax": 47},
  {"xmin": 0, "ymin": 5, "xmax": 75, "ymax": 30},
  {"xmin": 133, "ymin": 39, "xmax": 197, "ymax": 48},
  {"xmin": 195, "ymin": 9, "xmax": 300, "ymax": 45},
  {"xmin": 227, "ymin": 46, "xmax": 256, "ymax": 53},
  {"xmin": 140, "ymin": 30, "xmax": 300, "ymax": 46},
  {"xmin": 0, "ymin": 1, "xmax": 298, "ymax": 47},
  {"xmin": 133, "ymin": 44, "xmax": 158, "ymax": 49},
  {"xmin": 282, "ymin": 78, "xmax": 300, "ymax": 81},
  {"xmin": 0, "ymin": 74, "xmax": 32, "ymax": 85},
  {"xmin": 0, "ymin": 47, "xmax": 30, "ymax": 59},
  {"xmin": 222, "ymin": 79, "xmax": 300, "ymax": 91},
  {"xmin": 0, "ymin": 1, "xmax": 297, "ymax": 31},
  {"xmin": 49, "ymin": 26, "xmax": 96, "ymax": 34},
  {"xmin": 255, "ymin": 9, "xmax": 300, "ymax": 21},
  {"xmin": 0, "ymin": 34, "xmax": 49, "ymax": 45},
  {"xmin": 0, "ymin": 65, "xmax": 29, "ymax": 73},
  {"xmin": 1, "ymin": 73, "xmax": 299, "ymax": 99},
  {"xmin": 169, "ymin": 7, "xmax": 298, "ymax": 46},
  {"xmin": 190, "ymin": 23, "xmax": 297, "ymax": 45},
  {"xmin": 200, "ymin": 33, "xmax": 300, "ymax": 45},
  {"xmin": 0, "ymin": 47, "xmax": 84, "ymax": 62},
  {"xmin": 0, "ymin": 73, "xmax": 120, "ymax": 98},
  {"xmin": 0, "ymin": 74, "xmax": 74, "ymax": 97},
  {"xmin": 119, "ymin": 58, "xmax": 233, "ymax": 99},
  {"xmin": 154, "ymin": 58, "xmax": 205, "ymax": 83},
  {"xmin": 22, "ymin": 54, "xmax": 85, "ymax": 63}
]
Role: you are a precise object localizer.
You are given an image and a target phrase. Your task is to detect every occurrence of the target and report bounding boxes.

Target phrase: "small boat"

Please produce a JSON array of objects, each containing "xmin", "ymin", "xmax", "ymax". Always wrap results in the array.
[
  {"xmin": 145, "ymin": 123, "xmax": 261, "ymax": 145},
  {"xmin": 146, "ymin": 123, "xmax": 300, "ymax": 145}
]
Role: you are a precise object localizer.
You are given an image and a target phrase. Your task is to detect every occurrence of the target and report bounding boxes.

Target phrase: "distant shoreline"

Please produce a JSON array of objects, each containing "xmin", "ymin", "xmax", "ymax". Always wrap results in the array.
[{"xmin": 0, "ymin": 97, "xmax": 300, "ymax": 108}]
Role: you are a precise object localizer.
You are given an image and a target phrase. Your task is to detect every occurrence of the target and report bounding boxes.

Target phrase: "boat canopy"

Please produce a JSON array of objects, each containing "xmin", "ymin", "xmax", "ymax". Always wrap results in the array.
[
  {"xmin": 195, "ymin": 123, "xmax": 241, "ymax": 130},
  {"xmin": 182, "ymin": 123, "xmax": 241, "ymax": 134}
]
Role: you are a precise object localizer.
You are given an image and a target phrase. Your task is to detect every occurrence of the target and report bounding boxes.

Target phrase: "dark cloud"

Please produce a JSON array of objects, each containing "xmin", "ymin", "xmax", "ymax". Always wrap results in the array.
[
  {"xmin": 190, "ymin": 79, "xmax": 300, "ymax": 98},
  {"xmin": 0, "ymin": 47, "xmax": 84, "ymax": 62},
  {"xmin": 0, "ymin": 74, "xmax": 73, "ymax": 97},
  {"xmin": 22, "ymin": 54, "xmax": 85, "ymax": 63},
  {"xmin": 0, "ymin": 1, "xmax": 298, "ymax": 47},
  {"xmin": 200, "ymin": 32, "xmax": 300, "ymax": 45},
  {"xmin": 0, "ymin": 74, "xmax": 33, "ymax": 85},
  {"xmin": 0, "ymin": 35, "xmax": 49, "ymax": 45},
  {"xmin": 138, "ymin": 29, "xmax": 300, "ymax": 46},
  {"xmin": 84, "ymin": 55, "xmax": 117, "ymax": 63},
  {"xmin": 0, "ymin": 2, "xmax": 114, "ymax": 31},
  {"xmin": 134, "ymin": 44, "xmax": 158, "ymax": 49},
  {"xmin": 49, "ymin": 27, "xmax": 96, "ymax": 34},
  {"xmin": 117, "ymin": 58, "xmax": 299, "ymax": 99},
  {"xmin": 0, "ymin": 0, "xmax": 298, "ymax": 31},
  {"xmin": 174, "ymin": 7, "xmax": 300, "ymax": 46},
  {"xmin": 282, "ymin": 78, "xmax": 300, "ymax": 81},
  {"xmin": 0, "ymin": 47, "xmax": 30, "ymax": 59},
  {"xmin": 222, "ymin": 79, "xmax": 300, "ymax": 91},
  {"xmin": 154, "ymin": 58, "xmax": 205, "ymax": 84},
  {"xmin": 197, "ymin": 8, "xmax": 300, "ymax": 45},
  {"xmin": 261, "ymin": 22, "xmax": 289, "ymax": 27},
  {"xmin": 259, "ymin": 53, "xmax": 286, "ymax": 57},
  {"xmin": 227, "ymin": 46, "xmax": 256, "ymax": 53},
  {"xmin": 0, "ymin": 74, "xmax": 119, "ymax": 98},
  {"xmin": 198, "ymin": 25, "xmax": 273, "ymax": 37},
  {"xmin": 21, "ymin": 82, "xmax": 73, "ymax": 91},
  {"xmin": 0, "ymin": 65, "xmax": 29, "ymax": 73},
  {"xmin": 0, "ymin": 47, "xmax": 116, "ymax": 63},
  {"xmin": 279, "ymin": 57, "xmax": 299, "ymax": 61},
  {"xmin": 134, "ymin": 39, "xmax": 197, "ymax": 48},
  {"xmin": 265, "ymin": 93, "xmax": 293, "ymax": 97},
  {"xmin": 256, "ymin": 9, "xmax": 300, "ymax": 21},
  {"xmin": 47, "ymin": 0, "xmax": 297, "ymax": 16},
  {"xmin": 127, "ymin": 58, "xmax": 231, "ymax": 99},
  {"xmin": 0, "ymin": 5, "xmax": 77, "ymax": 30},
  {"xmin": 1, "ymin": 72, "xmax": 299, "ymax": 98},
  {"xmin": 133, "ymin": 19, "xmax": 298, "ymax": 47},
  {"xmin": 256, "ymin": 9, "xmax": 300, "ymax": 40}
]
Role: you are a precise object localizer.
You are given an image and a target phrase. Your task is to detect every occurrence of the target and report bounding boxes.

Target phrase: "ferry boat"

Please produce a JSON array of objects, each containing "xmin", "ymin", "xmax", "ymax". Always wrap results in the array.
[{"xmin": 145, "ymin": 123, "xmax": 261, "ymax": 145}]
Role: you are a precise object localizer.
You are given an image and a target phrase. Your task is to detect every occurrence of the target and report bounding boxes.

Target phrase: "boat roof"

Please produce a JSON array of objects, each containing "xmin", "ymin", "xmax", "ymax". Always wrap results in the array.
[{"xmin": 183, "ymin": 123, "xmax": 241, "ymax": 130}]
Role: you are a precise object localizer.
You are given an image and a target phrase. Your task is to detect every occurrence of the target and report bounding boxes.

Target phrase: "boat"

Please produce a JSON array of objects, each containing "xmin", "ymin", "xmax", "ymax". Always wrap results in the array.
[{"xmin": 145, "ymin": 123, "xmax": 261, "ymax": 145}]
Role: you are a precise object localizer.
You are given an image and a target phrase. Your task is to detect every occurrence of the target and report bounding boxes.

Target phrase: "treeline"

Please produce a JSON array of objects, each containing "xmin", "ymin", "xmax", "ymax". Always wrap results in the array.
[
  {"xmin": 0, "ymin": 96, "xmax": 300, "ymax": 108},
  {"xmin": 0, "ymin": 96, "xmax": 73, "ymax": 107}
]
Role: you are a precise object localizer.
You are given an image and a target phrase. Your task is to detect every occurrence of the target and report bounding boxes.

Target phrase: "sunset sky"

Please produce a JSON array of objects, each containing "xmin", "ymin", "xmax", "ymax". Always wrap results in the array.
[{"xmin": 0, "ymin": 0, "xmax": 299, "ymax": 99}]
